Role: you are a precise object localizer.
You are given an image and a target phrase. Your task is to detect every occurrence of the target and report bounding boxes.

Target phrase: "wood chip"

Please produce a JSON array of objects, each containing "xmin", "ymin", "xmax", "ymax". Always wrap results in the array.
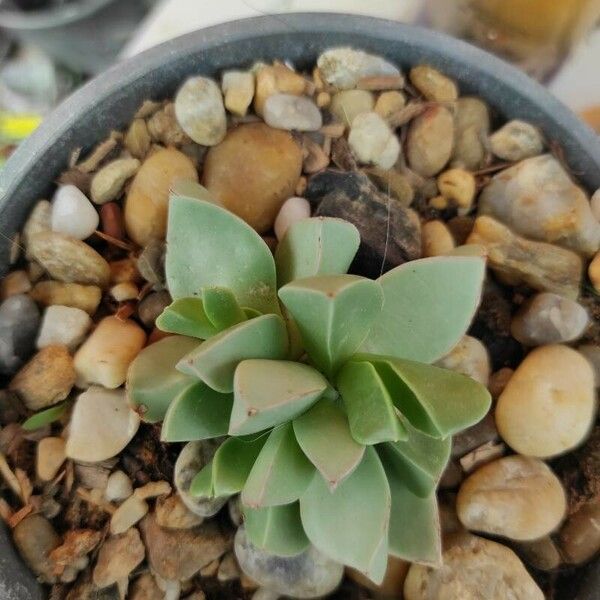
[
  {"xmin": 134, "ymin": 480, "xmax": 172, "ymax": 500},
  {"xmin": 0, "ymin": 497, "xmax": 14, "ymax": 523},
  {"xmin": 15, "ymin": 468, "xmax": 33, "ymax": 503},
  {"xmin": 76, "ymin": 487, "xmax": 117, "ymax": 515},
  {"xmin": 319, "ymin": 123, "xmax": 345, "ymax": 138},
  {"xmin": 76, "ymin": 131, "xmax": 122, "ymax": 174},
  {"xmin": 0, "ymin": 452, "xmax": 24, "ymax": 501},
  {"xmin": 357, "ymin": 74, "xmax": 405, "ymax": 90},
  {"xmin": 302, "ymin": 136, "xmax": 330, "ymax": 174},
  {"xmin": 7, "ymin": 504, "xmax": 33, "ymax": 528},
  {"xmin": 387, "ymin": 101, "xmax": 427, "ymax": 129},
  {"xmin": 93, "ymin": 230, "xmax": 134, "ymax": 252}
]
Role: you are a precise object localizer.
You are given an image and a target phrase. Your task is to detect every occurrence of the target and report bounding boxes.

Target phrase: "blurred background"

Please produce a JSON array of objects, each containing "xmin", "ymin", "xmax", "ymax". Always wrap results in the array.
[{"xmin": 0, "ymin": 0, "xmax": 598, "ymax": 163}]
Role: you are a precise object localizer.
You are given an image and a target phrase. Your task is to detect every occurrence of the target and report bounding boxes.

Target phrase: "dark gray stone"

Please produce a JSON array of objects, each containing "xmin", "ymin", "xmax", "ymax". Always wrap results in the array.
[{"xmin": 0, "ymin": 294, "xmax": 40, "ymax": 375}]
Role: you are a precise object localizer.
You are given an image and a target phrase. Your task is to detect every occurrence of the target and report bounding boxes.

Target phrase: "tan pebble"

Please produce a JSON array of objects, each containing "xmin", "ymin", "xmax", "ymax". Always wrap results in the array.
[
  {"xmin": 93, "ymin": 528, "xmax": 145, "ymax": 588},
  {"xmin": 421, "ymin": 220, "xmax": 456, "ymax": 257},
  {"xmin": 410, "ymin": 65, "xmax": 458, "ymax": 102},
  {"xmin": 254, "ymin": 63, "xmax": 306, "ymax": 115},
  {"xmin": 105, "ymin": 470, "xmax": 133, "ymax": 502},
  {"xmin": 365, "ymin": 167, "xmax": 414, "ymax": 207},
  {"xmin": 437, "ymin": 168, "xmax": 476, "ymax": 214},
  {"xmin": 130, "ymin": 573, "xmax": 163, "ymax": 600},
  {"xmin": 295, "ymin": 175, "xmax": 308, "ymax": 196},
  {"xmin": 28, "ymin": 260, "xmax": 45, "ymax": 283},
  {"xmin": 515, "ymin": 536, "xmax": 562, "ymax": 571},
  {"xmin": 91, "ymin": 158, "xmax": 140, "ymax": 205},
  {"xmin": 10, "ymin": 345, "xmax": 75, "ymax": 410},
  {"xmin": 110, "ymin": 282, "xmax": 138, "ymax": 302},
  {"xmin": 147, "ymin": 102, "xmax": 191, "ymax": 146},
  {"xmin": 375, "ymin": 90, "xmax": 406, "ymax": 119},
  {"xmin": 222, "ymin": 70, "xmax": 255, "ymax": 117},
  {"xmin": 110, "ymin": 494, "xmax": 149, "ymax": 535},
  {"xmin": 0, "ymin": 270, "xmax": 31, "ymax": 299},
  {"xmin": 329, "ymin": 90, "xmax": 375, "ymax": 127},
  {"xmin": 124, "ymin": 118, "xmax": 151, "ymax": 159},
  {"xmin": 134, "ymin": 480, "xmax": 172, "ymax": 500},
  {"xmin": 496, "ymin": 344, "xmax": 596, "ymax": 458},
  {"xmin": 457, "ymin": 455, "xmax": 566, "ymax": 541},
  {"xmin": 558, "ymin": 498, "xmax": 600, "ymax": 565},
  {"xmin": 109, "ymin": 258, "xmax": 140, "ymax": 284},
  {"xmin": 429, "ymin": 195, "xmax": 448, "ymax": 210},
  {"xmin": 36, "ymin": 437, "xmax": 66, "ymax": 482},
  {"xmin": 451, "ymin": 97, "xmax": 490, "ymax": 170},
  {"xmin": 74, "ymin": 316, "xmax": 146, "ymax": 389},
  {"xmin": 218, "ymin": 552, "xmax": 241, "ymax": 582},
  {"xmin": 23, "ymin": 200, "xmax": 51, "ymax": 259},
  {"xmin": 347, "ymin": 555, "xmax": 409, "ymax": 597},
  {"xmin": 588, "ymin": 251, "xmax": 600, "ymax": 293},
  {"xmin": 591, "ymin": 188, "xmax": 600, "ymax": 222},
  {"xmin": 437, "ymin": 335, "xmax": 490, "ymax": 386},
  {"xmin": 30, "ymin": 281, "xmax": 101, "ymax": 315},
  {"xmin": 124, "ymin": 148, "xmax": 198, "ymax": 246},
  {"xmin": 316, "ymin": 91, "xmax": 330, "ymax": 108},
  {"xmin": 13, "ymin": 514, "xmax": 60, "ymax": 583},
  {"xmin": 459, "ymin": 441, "xmax": 505, "ymax": 474},
  {"xmin": 155, "ymin": 494, "xmax": 204, "ymax": 530},
  {"xmin": 200, "ymin": 559, "xmax": 220, "ymax": 578},
  {"xmin": 488, "ymin": 367, "xmax": 513, "ymax": 399}
]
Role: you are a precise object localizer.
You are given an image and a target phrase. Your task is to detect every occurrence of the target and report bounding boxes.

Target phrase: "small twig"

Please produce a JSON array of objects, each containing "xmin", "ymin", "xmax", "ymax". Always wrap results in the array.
[
  {"xmin": 94, "ymin": 230, "xmax": 134, "ymax": 252},
  {"xmin": 357, "ymin": 74, "xmax": 405, "ymax": 90},
  {"xmin": 0, "ymin": 452, "xmax": 24, "ymax": 502},
  {"xmin": 7, "ymin": 504, "xmax": 33, "ymax": 529},
  {"xmin": 472, "ymin": 162, "xmax": 514, "ymax": 176},
  {"xmin": 76, "ymin": 488, "xmax": 117, "ymax": 515},
  {"xmin": 115, "ymin": 302, "xmax": 136, "ymax": 321}
]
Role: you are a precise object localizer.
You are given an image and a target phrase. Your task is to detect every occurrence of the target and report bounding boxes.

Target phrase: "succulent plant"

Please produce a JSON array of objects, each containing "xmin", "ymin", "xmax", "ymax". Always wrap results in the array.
[{"xmin": 127, "ymin": 191, "xmax": 491, "ymax": 583}]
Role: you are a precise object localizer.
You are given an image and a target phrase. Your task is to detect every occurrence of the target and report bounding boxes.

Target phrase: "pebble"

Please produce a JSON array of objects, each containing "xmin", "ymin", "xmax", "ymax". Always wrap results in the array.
[
  {"xmin": 451, "ymin": 97, "xmax": 490, "ymax": 170},
  {"xmin": 437, "ymin": 168, "xmax": 476, "ymax": 214},
  {"xmin": 406, "ymin": 105, "xmax": 454, "ymax": 177},
  {"xmin": 347, "ymin": 555, "xmax": 409, "ymax": 597},
  {"xmin": 511, "ymin": 293, "xmax": 589, "ymax": 346},
  {"xmin": 23, "ymin": 199, "xmax": 51, "ymax": 259},
  {"xmin": 459, "ymin": 441, "xmax": 506, "ymax": 474},
  {"xmin": 489, "ymin": 120, "xmax": 544, "ymax": 162},
  {"xmin": 125, "ymin": 118, "xmax": 151, "ymax": 159},
  {"xmin": 254, "ymin": 63, "xmax": 306, "ymax": 115},
  {"xmin": 124, "ymin": 148, "xmax": 198, "ymax": 246},
  {"xmin": 264, "ymin": 93, "xmax": 322, "ymax": 132},
  {"xmin": 31, "ymin": 281, "xmax": 101, "ymax": 315},
  {"xmin": 558, "ymin": 497, "xmax": 600, "ymax": 564},
  {"xmin": 421, "ymin": 220, "xmax": 455, "ymax": 257},
  {"xmin": 66, "ymin": 386, "xmax": 140, "ymax": 463},
  {"xmin": 218, "ymin": 552, "xmax": 241, "ymax": 582},
  {"xmin": 203, "ymin": 123, "xmax": 303, "ymax": 233},
  {"xmin": 155, "ymin": 494, "xmax": 204, "ymax": 530},
  {"xmin": 130, "ymin": 573, "xmax": 163, "ymax": 600},
  {"xmin": 36, "ymin": 436, "xmax": 66, "ymax": 481},
  {"xmin": 228, "ymin": 496, "xmax": 242, "ymax": 527},
  {"xmin": 409, "ymin": 65, "xmax": 458, "ymax": 102},
  {"xmin": 105, "ymin": 470, "xmax": 133, "ymax": 502},
  {"xmin": 274, "ymin": 196, "xmax": 311, "ymax": 241},
  {"xmin": 91, "ymin": 158, "xmax": 141, "ymax": 205},
  {"xmin": 0, "ymin": 269, "xmax": 31, "ymax": 299},
  {"xmin": 516, "ymin": 536, "xmax": 562, "ymax": 571},
  {"xmin": 348, "ymin": 111, "xmax": 400, "ymax": 169},
  {"xmin": 110, "ymin": 281, "xmax": 138, "ymax": 302},
  {"xmin": 467, "ymin": 216, "xmax": 583, "ymax": 299},
  {"xmin": 0, "ymin": 294, "xmax": 40, "ymax": 375},
  {"xmin": 488, "ymin": 368, "xmax": 514, "ymax": 399},
  {"xmin": 317, "ymin": 47, "xmax": 402, "ymax": 90},
  {"xmin": 109, "ymin": 258, "xmax": 139, "ymax": 284},
  {"xmin": 36, "ymin": 305, "xmax": 92, "ymax": 351},
  {"xmin": 175, "ymin": 76, "xmax": 227, "ymax": 145},
  {"xmin": 137, "ymin": 240, "xmax": 166, "ymax": 289},
  {"xmin": 135, "ymin": 481, "xmax": 172, "ymax": 500},
  {"xmin": 374, "ymin": 90, "xmax": 406, "ymax": 119},
  {"xmin": 329, "ymin": 89, "xmax": 375, "ymax": 126},
  {"xmin": 404, "ymin": 533, "xmax": 543, "ymax": 600},
  {"xmin": 577, "ymin": 344, "xmax": 600, "ymax": 385},
  {"xmin": 29, "ymin": 231, "xmax": 110, "ymax": 287},
  {"xmin": 479, "ymin": 154, "xmax": 600, "ymax": 256},
  {"xmin": 589, "ymin": 251, "xmax": 600, "ymax": 293},
  {"xmin": 110, "ymin": 494, "xmax": 149, "ymax": 535},
  {"xmin": 222, "ymin": 70, "xmax": 255, "ymax": 116},
  {"xmin": 74, "ymin": 316, "xmax": 146, "ymax": 389},
  {"xmin": 365, "ymin": 167, "xmax": 415, "ymax": 207},
  {"xmin": 139, "ymin": 514, "xmax": 230, "ymax": 581},
  {"xmin": 13, "ymin": 514, "xmax": 61, "ymax": 583},
  {"xmin": 147, "ymin": 102, "xmax": 191, "ymax": 146},
  {"xmin": 10, "ymin": 344, "xmax": 75, "ymax": 410},
  {"xmin": 138, "ymin": 290, "xmax": 171, "ymax": 328},
  {"xmin": 496, "ymin": 345, "xmax": 596, "ymax": 458},
  {"xmin": 50, "ymin": 185, "xmax": 99, "ymax": 240},
  {"xmin": 235, "ymin": 526, "xmax": 344, "ymax": 599},
  {"xmin": 457, "ymin": 455, "xmax": 566, "ymax": 540},
  {"xmin": 591, "ymin": 188, "xmax": 600, "ymax": 222},
  {"xmin": 436, "ymin": 335, "xmax": 490, "ymax": 386},
  {"xmin": 93, "ymin": 528, "xmax": 145, "ymax": 589}
]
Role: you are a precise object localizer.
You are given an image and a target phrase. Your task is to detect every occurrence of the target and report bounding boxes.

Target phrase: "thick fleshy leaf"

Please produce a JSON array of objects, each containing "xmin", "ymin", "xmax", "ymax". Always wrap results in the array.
[
  {"xmin": 242, "ymin": 424, "xmax": 314, "ymax": 508},
  {"xmin": 170, "ymin": 180, "xmax": 219, "ymax": 203},
  {"xmin": 293, "ymin": 399, "xmax": 365, "ymax": 490},
  {"xmin": 360, "ymin": 257, "xmax": 485, "ymax": 363},
  {"xmin": 127, "ymin": 335, "xmax": 199, "ymax": 422},
  {"xmin": 230, "ymin": 360, "xmax": 328, "ymax": 436},
  {"xmin": 177, "ymin": 314, "xmax": 288, "ymax": 393},
  {"xmin": 377, "ymin": 422, "xmax": 451, "ymax": 498},
  {"xmin": 243, "ymin": 503, "xmax": 310, "ymax": 557},
  {"xmin": 275, "ymin": 217, "xmax": 360, "ymax": 286},
  {"xmin": 278, "ymin": 275, "xmax": 383, "ymax": 376},
  {"xmin": 369, "ymin": 356, "xmax": 492, "ymax": 438},
  {"xmin": 300, "ymin": 447, "xmax": 391, "ymax": 584},
  {"xmin": 384, "ymin": 463, "xmax": 442, "ymax": 565},
  {"xmin": 203, "ymin": 287, "xmax": 247, "ymax": 331},
  {"xmin": 336, "ymin": 360, "xmax": 406, "ymax": 445},
  {"xmin": 161, "ymin": 382, "xmax": 234, "ymax": 442},
  {"xmin": 166, "ymin": 197, "xmax": 279, "ymax": 315},
  {"xmin": 156, "ymin": 298, "xmax": 220, "ymax": 339},
  {"xmin": 22, "ymin": 402, "xmax": 68, "ymax": 431},
  {"xmin": 189, "ymin": 461, "xmax": 215, "ymax": 498}
]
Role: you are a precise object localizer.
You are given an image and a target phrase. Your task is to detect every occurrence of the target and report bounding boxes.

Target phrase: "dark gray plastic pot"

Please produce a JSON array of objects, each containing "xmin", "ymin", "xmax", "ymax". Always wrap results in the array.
[{"xmin": 0, "ymin": 13, "xmax": 598, "ymax": 600}]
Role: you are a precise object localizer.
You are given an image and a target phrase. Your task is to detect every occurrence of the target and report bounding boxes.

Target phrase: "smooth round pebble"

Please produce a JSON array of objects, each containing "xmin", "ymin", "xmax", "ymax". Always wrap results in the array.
[
  {"xmin": 451, "ymin": 97, "xmax": 490, "ymax": 170},
  {"xmin": 409, "ymin": 65, "xmax": 458, "ymax": 102},
  {"xmin": 36, "ymin": 437, "xmax": 66, "ymax": 482},
  {"xmin": 496, "ymin": 344, "xmax": 597, "ymax": 458},
  {"xmin": 421, "ymin": 220, "xmax": 455, "ymax": 257},
  {"xmin": 374, "ymin": 90, "xmax": 406, "ymax": 119},
  {"xmin": 264, "ymin": 93, "xmax": 322, "ymax": 132},
  {"xmin": 589, "ymin": 251, "xmax": 600, "ymax": 293},
  {"xmin": 436, "ymin": 335, "xmax": 490, "ymax": 386},
  {"xmin": 90, "ymin": 158, "xmax": 140, "ymax": 205},
  {"xmin": 222, "ymin": 70, "xmax": 255, "ymax": 117},
  {"xmin": 36, "ymin": 305, "xmax": 92, "ymax": 351},
  {"xmin": 274, "ymin": 197, "xmax": 311, "ymax": 241},
  {"xmin": 330, "ymin": 90, "xmax": 375, "ymax": 126},
  {"xmin": 437, "ymin": 168, "xmax": 476, "ymax": 214},
  {"xmin": 558, "ymin": 498, "xmax": 600, "ymax": 565},
  {"xmin": 457, "ymin": 455, "xmax": 566, "ymax": 541},
  {"xmin": 174, "ymin": 76, "xmax": 226, "ymax": 145},
  {"xmin": 348, "ymin": 111, "xmax": 400, "ymax": 169},
  {"xmin": 13, "ymin": 514, "xmax": 60, "ymax": 583},
  {"xmin": 105, "ymin": 470, "xmax": 133, "ymax": 502},
  {"xmin": 0, "ymin": 293, "xmax": 40, "ymax": 375},
  {"xmin": 489, "ymin": 120, "xmax": 544, "ymax": 162},
  {"xmin": 51, "ymin": 185, "xmax": 99, "ymax": 240},
  {"xmin": 516, "ymin": 537, "xmax": 562, "ymax": 571}
]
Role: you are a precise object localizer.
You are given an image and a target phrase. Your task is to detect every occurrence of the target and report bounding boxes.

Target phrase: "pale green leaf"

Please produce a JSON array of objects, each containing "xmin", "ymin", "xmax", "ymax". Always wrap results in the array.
[
  {"xmin": 242, "ymin": 423, "xmax": 314, "ymax": 508},
  {"xmin": 203, "ymin": 287, "xmax": 247, "ymax": 331},
  {"xmin": 244, "ymin": 503, "xmax": 310, "ymax": 557},
  {"xmin": 189, "ymin": 461, "xmax": 215, "ymax": 498},
  {"xmin": 127, "ymin": 335, "xmax": 199, "ymax": 423},
  {"xmin": 177, "ymin": 314, "xmax": 288, "ymax": 393},
  {"xmin": 278, "ymin": 275, "xmax": 383, "ymax": 376},
  {"xmin": 275, "ymin": 217, "xmax": 360, "ymax": 286},
  {"xmin": 161, "ymin": 382, "xmax": 233, "ymax": 442},
  {"xmin": 360, "ymin": 257, "xmax": 486, "ymax": 363},
  {"xmin": 166, "ymin": 197, "xmax": 279, "ymax": 314},
  {"xmin": 22, "ymin": 402, "xmax": 68, "ymax": 431},
  {"xmin": 230, "ymin": 360, "xmax": 328, "ymax": 436},
  {"xmin": 300, "ymin": 447, "xmax": 391, "ymax": 584},
  {"xmin": 156, "ymin": 298, "xmax": 220, "ymax": 339},
  {"xmin": 170, "ymin": 180, "xmax": 219, "ymax": 203},
  {"xmin": 293, "ymin": 399, "xmax": 365, "ymax": 490},
  {"xmin": 336, "ymin": 360, "xmax": 407, "ymax": 445}
]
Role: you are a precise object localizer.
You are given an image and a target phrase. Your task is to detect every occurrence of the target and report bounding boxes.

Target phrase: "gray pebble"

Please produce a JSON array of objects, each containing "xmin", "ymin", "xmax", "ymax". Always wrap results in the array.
[
  {"xmin": 264, "ymin": 94, "xmax": 322, "ymax": 132},
  {"xmin": 0, "ymin": 293, "xmax": 40, "ymax": 375},
  {"xmin": 138, "ymin": 291, "xmax": 171, "ymax": 328}
]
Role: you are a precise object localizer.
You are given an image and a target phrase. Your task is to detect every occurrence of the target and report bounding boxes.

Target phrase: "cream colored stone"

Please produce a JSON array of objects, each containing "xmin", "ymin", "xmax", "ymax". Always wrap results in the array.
[
  {"xmin": 91, "ymin": 158, "xmax": 140, "ymax": 205},
  {"xmin": 110, "ymin": 282, "xmax": 138, "ymax": 302},
  {"xmin": 110, "ymin": 494, "xmax": 149, "ymax": 535},
  {"xmin": 36, "ymin": 437, "xmax": 66, "ymax": 482},
  {"xmin": 222, "ymin": 70, "xmax": 255, "ymax": 117},
  {"xmin": 437, "ymin": 335, "xmax": 490, "ymax": 386},
  {"xmin": 329, "ymin": 90, "xmax": 375, "ymax": 126},
  {"xmin": 254, "ymin": 63, "xmax": 306, "ymax": 115},
  {"xmin": 410, "ymin": 65, "xmax": 458, "ymax": 102},
  {"xmin": 437, "ymin": 168, "xmax": 476, "ymax": 214},
  {"xmin": 421, "ymin": 220, "xmax": 456, "ymax": 257},
  {"xmin": 589, "ymin": 251, "xmax": 600, "ymax": 293},
  {"xmin": 348, "ymin": 111, "xmax": 400, "ymax": 169},
  {"xmin": 105, "ymin": 470, "xmax": 133, "ymax": 502},
  {"xmin": 30, "ymin": 281, "xmax": 101, "ymax": 315},
  {"xmin": 374, "ymin": 90, "xmax": 406, "ymax": 119}
]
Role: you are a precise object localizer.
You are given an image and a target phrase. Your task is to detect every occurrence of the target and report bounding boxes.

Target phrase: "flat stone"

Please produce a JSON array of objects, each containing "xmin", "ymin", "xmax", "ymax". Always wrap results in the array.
[
  {"xmin": 155, "ymin": 494, "xmax": 204, "ymax": 530},
  {"xmin": 110, "ymin": 494, "xmax": 149, "ymax": 535},
  {"xmin": 348, "ymin": 111, "xmax": 400, "ymax": 169},
  {"xmin": 489, "ymin": 120, "xmax": 544, "ymax": 161},
  {"xmin": 421, "ymin": 220, "xmax": 455, "ymax": 257},
  {"xmin": 330, "ymin": 90, "xmax": 375, "ymax": 126},
  {"xmin": 93, "ymin": 528, "xmax": 145, "ymax": 589},
  {"xmin": 451, "ymin": 97, "xmax": 490, "ymax": 170},
  {"xmin": 138, "ymin": 290, "xmax": 171, "ymax": 328},
  {"xmin": 105, "ymin": 470, "xmax": 133, "ymax": 502},
  {"xmin": 451, "ymin": 413, "xmax": 498, "ymax": 459},
  {"xmin": 36, "ymin": 305, "xmax": 92, "ymax": 351},
  {"xmin": 125, "ymin": 118, "xmax": 151, "ymax": 159},
  {"xmin": 558, "ymin": 497, "xmax": 600, "ymax": 565},
  {"xmin": 91, "ymin": 158, "xmax": 141, "ymax": 205},
  {"xmin": 274, "ymin": 196, "xmax": 311, "ymax": 241},
  {"xmin": 23, "ymin": 200, "xmax": 51, "ymax": 259},
  {"xmin": 222, "ymin": 70, "xmax": 255, "ymax": 117},
  {"xmin": 516, "ymin": 536, "xmax": 562, "ymax": 571},
  {"xmin": 409, "ymin": 65, "xmax": 458, "ymax": 102},
  {"xmin": 264, "ymin": 94, "xmax": 322, "ymax": 132},
  {"xmin": 254, "ymin": 63, "xmax": 306, "ymax": 115},
  {"xmin": 374, "ymin": 90, "xmax": 406, "ymax": 119},
  {"xmin": 13, "ymin": 514, "xmax": 61, "ymax": 583},
  {"xmin": 0, "ymin": 293, "xmax": 40, "ymax": 375},
  {"xmin": 30, "ymin": 281, "xmax": 102, "ymax": 315},
  {"xmin": 51, "ymin": 185, "xmax": 99, "ymax": 239},
  {"xmin": 37, "ymin": 436, "xmax": 66, "ymax": 481}
]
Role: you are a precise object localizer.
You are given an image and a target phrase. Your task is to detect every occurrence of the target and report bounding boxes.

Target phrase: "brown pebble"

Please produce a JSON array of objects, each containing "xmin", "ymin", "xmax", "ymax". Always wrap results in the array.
[
  {"xmin": 0, "ymin": 270, "xmax": 31, "ymax": 300},
  {"xmin": 100, "ymin": 202, "xmax": 124, "ymax": 240}
]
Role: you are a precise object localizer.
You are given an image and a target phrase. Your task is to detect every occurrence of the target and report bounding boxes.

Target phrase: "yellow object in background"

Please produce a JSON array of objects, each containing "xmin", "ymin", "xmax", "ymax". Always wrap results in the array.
[{"xmin": 0, "ymin": 111, "xmax": 42, "ymax": 143}]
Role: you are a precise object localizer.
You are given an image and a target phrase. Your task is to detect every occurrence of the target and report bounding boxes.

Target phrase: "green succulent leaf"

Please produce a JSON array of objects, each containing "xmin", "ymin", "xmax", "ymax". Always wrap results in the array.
[
  {"xmin": 359, "ymin": 257, "xmax": 486, "ymax": 363},
  {"xmin": 127, "ymin": 335, "xmax": 199, "ymax": 423},
  {"xmin": 275, "ymin": 217, "xmax": 361, "ymax": 286},
  {"xmin": 170, "ymin": 180, "xmax": 219, "ymax": 203},
  {"xmin": 161, "ymin": 382, "xmax": 234, "ymax": 442},
  {"xmin": 337, "ymin": 360, "xmax": 407, "ymax": 445},
  {"xmin": 166, "ymin": 196, "xmax": 280, "ymax": 315},
  {"xmin": 22, "ymin": 402, "xmax": 68, "ymax": 431},
  {"xmin": 177, "ymin": 314, "xmax": 288, "ymax": 394},
  {"xmin": 369, "ymin": 356, "xmax": 492, "ymax": 438},
  {"xmin": 242, "ymin": 423, "xmax": 314, "ymax": 508},
  {"xmin": 243, "ymin": 503, "xmax": 310, "ymax": 557},
  {"xmin": 293, "ymin": 399, "xmax": 365, "ymax": 490},
  {"xmin": 278, "ymin": 275, "xmax": 384, "ymax": 377},
  {"xmin": 300, "ymin": 447, "xmax": 390, "ymax": 584},
  {"xmin": 229, "ymin": 359, "xmax": 329, "ymax": 436},
  {"xmin": 203, "ymin": 287, "xmax": 248, "ymax": 331},
  {"xmin": 189, "ymin": 461, "xmax": 215, "ymax": 498},
  {"xmin": 156, "ymin": 298, "xmax": 220, "ymax": 339}
]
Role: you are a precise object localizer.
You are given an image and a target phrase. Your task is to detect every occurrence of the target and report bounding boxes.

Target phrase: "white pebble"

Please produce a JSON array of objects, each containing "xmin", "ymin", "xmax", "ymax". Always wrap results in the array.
[
  {"xmin": 274, "ymin": 197, "xmax": 311, "ymax": 241},
  {"xmin": 437, "ymin": 335, "xmax": 490, "ymax": 386},
  {"xmin": 591, "ymin": 189, "xmax": 600, "ymax": 223},
  {"xmin": 36, "ymin": 305, "xmax": 92, "ymax": 351},
  {"xmin": 348, "ymin": 112, "xmax": 400, "ymax": 169},
  {"xmin": 51, "ymin": 185, "xmax": 99, "ymax": 240},
  {"xmin": 105, "ymin": 470, "xmax": 133, "ymax": 502},
  {"xmin": 110, "ymin": 494, "xmax": 148, "ymax": 535},
  {"xmin": 264, "ymin": 94, "xmax": 322, "ymax": 132}
]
